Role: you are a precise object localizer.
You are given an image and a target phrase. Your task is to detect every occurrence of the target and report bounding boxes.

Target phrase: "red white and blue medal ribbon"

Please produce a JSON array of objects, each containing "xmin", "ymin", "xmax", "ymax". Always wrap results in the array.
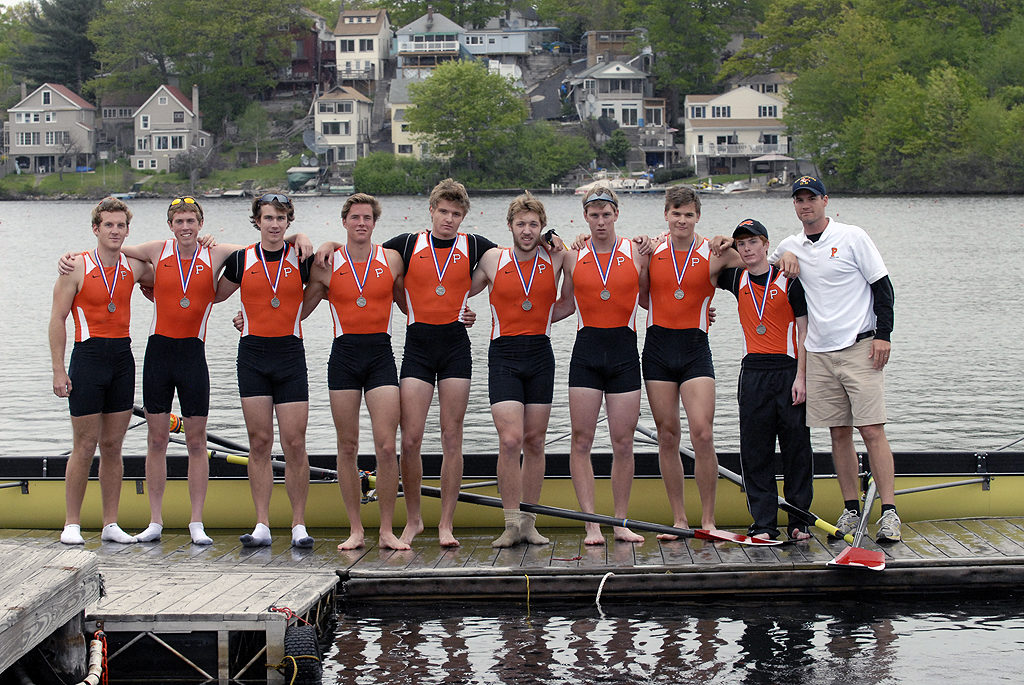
[
  {"xmin": 346, "ymin": 244, "xmax": 374, "ymax": 308},
  {"xmin": 257, "ymin": 243, "xmax": 288, "ymax": 308},
  {"xmin": 591, "ymin": 238, "xmax": 619, "ymax": 301},
  {"xmin": 669, "ymin": 237, "xmax": 698, "ymax": 300},
  {"xmin": 511, "ymin": 248, "xmax": 539, "ymax": 311},
  {"xmin": 748, "ymin": 266, "xmax": 773, "ymax": 335},
  {"xmin": 429, "ymin": 233, "xmax": 455, "ymax": 296},
  {"xmin": 94, "ymin": 250, "xmax": 121, "ymax": 313},
  {"xmin": 176, "ymin": 242, "xmax": 200, "ymax": 308}
]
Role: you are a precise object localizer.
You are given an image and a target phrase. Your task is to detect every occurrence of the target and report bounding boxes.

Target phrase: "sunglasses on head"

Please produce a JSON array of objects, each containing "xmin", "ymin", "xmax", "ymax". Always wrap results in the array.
[
  {"xmin": 169, "ymin": 196, "xmax": 199, "ymax": 208},
  {"xmin": 259, "ymin": 193, "xmax": 292, "ymax": 206},
  {"xmin": 584, "ymin": 191, "xmax": 618, "ymax": 207}
]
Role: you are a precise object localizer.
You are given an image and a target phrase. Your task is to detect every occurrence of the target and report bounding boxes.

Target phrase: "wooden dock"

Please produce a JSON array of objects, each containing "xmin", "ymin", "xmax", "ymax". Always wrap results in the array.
[
  {"xmin": 0, "ymin": 541, "xmax": 101, "ymax": 678},
  {"xmin": 3, "ymin": 518, "xmax": 1024, "ymax": 681}
]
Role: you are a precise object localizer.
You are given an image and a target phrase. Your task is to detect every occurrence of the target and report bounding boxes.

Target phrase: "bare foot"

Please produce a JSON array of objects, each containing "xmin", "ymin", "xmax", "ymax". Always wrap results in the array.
[
  {"xmin": 583, "ymin": 522, "xmax": 605, "ymax": 546},
  {"xmin": 337, "ymin": 532, "xmax": 365, "ymax": 550},
  {"xmin": 656, "ymin": 519, "xmax": 689, "ymax": 541},
  {"xmin": 438, "ymin": 527, "xmax": 460, "ymax": 548},
  {"xmin": 790, "ymin": 528, "xmax": 811, "ymax": 541},
  {"xmin": 379, "ymin": 531, "xmax": 411, "ymax": 550},
  {"xmin": 614, "ymin": 526, "xmax": 645, "ymax": 543},
  {"xmin": 400, "ymin": 518, "xmax": 424, "ymax": 545},
  {"xmin": 753, "ymin": 533, "xmax": 772, "ymax": 540}
]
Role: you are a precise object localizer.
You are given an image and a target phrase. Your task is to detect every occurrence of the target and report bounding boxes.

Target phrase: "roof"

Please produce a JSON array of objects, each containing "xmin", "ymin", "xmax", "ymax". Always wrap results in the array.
[
  {"xmin": 11, "ymin": 83, "xmax": 95, "ymax": 111},
  {"xmin": 137, "ymin": 85, "xmax": 197, "ymax": 116},
  {"xmin": 388, "ymin": 77, "xmax": 427, "ymax": 104},
  {"xmin": 397, "ymin": 11, "xmax": 463, "ymax": 36},
  {"xmin": 318, "ymin": 85, "xmax": 372, "ymax": 104},
  {"xmin": 572, "ymin": 60, "xmax": 646, "ymax": 81},
  {"xmin": 333, "ymin": 9, "xmax": 389, "ymax": 36}
]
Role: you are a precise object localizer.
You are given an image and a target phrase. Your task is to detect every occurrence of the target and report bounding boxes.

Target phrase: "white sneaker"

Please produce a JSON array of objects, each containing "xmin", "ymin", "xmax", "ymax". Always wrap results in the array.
[
  {"xmin": 831, "ymin": 509, "xmax": 860, "ymax": 538},
  {"xmin": 876, "ymin": 509, "xmax": 902, "ymax": 542}
]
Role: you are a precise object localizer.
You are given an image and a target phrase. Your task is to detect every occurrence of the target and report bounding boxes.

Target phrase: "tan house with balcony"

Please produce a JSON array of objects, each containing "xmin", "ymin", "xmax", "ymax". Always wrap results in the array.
[
  {"xmin": 6, "ymin": 83, "xmax": 96, "ymax": 174},
  {"xmin": 314, "ymin": 85, "xmax": 372, "ymax": 165},
  {"xmin": 683, "ymin": 86, "xmax": 790, "ymax": 176},
  {"xmin": 333, "ymin": 9, "xmax": 392, "ymax": 84},
  {"xmin": 130, "ymin": 85, "xmax": 212, "ymax": 173}
]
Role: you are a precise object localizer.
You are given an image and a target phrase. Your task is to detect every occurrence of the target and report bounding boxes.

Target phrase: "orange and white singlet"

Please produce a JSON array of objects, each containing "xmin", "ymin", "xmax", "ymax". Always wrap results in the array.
[
  {"xmin": 488, "ymin": 247, "xmax": 557, "ymax": 340},
  {"xmin": 327, "ymin": 245, "xmax": 394, "ymax": 336},
  {"xmin": 149, "ymin": 240, "xmax": 216, "ymax": 340},
  {"xmin": 239, "ymin": 243, "xmax": 304, "ymax": 338},
  {"xmin": 737, "ymin": 268, "xmax": 798, "ymax": 358},
  {"xmin": 403, "ymin": 232, "xmax": 471, "ymax": 325},
  {"xmin": 72, "ymin": 251, "xmax": 134, "ymax": 342},
  {"xmin": 647, "ymin": 236, "xmax": 716, "ymax": 331},
  {"xmin": 573, "ymin": 238, "xmax": 639, "ymax": 330}
]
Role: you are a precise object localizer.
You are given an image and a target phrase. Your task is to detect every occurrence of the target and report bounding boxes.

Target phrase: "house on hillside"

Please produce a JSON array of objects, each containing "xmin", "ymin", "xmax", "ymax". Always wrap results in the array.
[
  {"xmin": 6, "ymin": 83, "xmax": 96, "ymax": 174},
  {"xmin": 314, "ymin": 85, "xmax": 372, "ymax": 165},
  {"xmin": 583, "ymin": 28, "xmax": 648, "ymax": 68},
  {"xmin": 388, "ymin": 78, "xmax": 428, "ymax": 159},
  {"xmin": 395, "ymin": 9, "xmax": 470, "ymax": 79},
  {"xmin": 97, "ymin": 93, "xmax": 147, "ymax": 158},
  {"xmin": 277, "ymin": 8, "xmax": 336, "ymax": 94},
  {"xmin": 130, "ymin": 85, "xmax": 212, "ymax": 172},
  {"xmin": 683, "ymin": 86, "xmax": 790, "ymax": 177},
  {"xmin": 333, "ymin": 8, "xmax": 393, "ymax": 86}
]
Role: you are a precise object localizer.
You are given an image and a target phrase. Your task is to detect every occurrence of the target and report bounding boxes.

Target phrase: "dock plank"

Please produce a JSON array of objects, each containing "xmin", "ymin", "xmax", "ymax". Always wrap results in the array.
[
  {"xmin": 907, "ymin": 521, "xmax": 971, "ymax": 557},
  {"xmin": 929, "ymin": 520, "xmax": 1005, "ymax": 557},
  {"xmin": 548, "ymin": 533, "xmax": 583, "ymax": 568},
  {"xmin": 971, "ymin": 518, "xmax": 1024, "ymax": 552}
]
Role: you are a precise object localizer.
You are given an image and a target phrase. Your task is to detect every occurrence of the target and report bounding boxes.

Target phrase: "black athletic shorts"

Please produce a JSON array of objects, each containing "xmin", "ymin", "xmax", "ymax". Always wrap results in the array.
[
  {"xmin": 328, "ymin": 333, "xmax": 399, "ymax": 391},
  {"xmin": 642, "ymin": 325, "xmax": 715, "ymax": 384},
  {"xmin": 400, "ymin": 322, "xmax": 472, "ymax": 383},
  {"xmin": 568, "ymin": 326, "xmax": 640, "ymax": 393},
  {"xmin": 236, "ymin": 335, "xmax": 308, "ymax": 403},
  {"xmin": 143, "ymin": 335, "xmax": 209, "ymax": 417},
  {"xmin": 67, "ymin": 337, "xmax": 135, "ymax": 417},
  {"xmin": 488, "ymin": 335, "xmax": 555, "ymax": 405}
]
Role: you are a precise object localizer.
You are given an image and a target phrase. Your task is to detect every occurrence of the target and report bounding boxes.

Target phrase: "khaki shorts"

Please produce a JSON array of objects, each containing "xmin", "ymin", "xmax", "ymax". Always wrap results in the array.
[{"xmin": 806, "ymin": 338, "xmax": 887, "ymax": 427}]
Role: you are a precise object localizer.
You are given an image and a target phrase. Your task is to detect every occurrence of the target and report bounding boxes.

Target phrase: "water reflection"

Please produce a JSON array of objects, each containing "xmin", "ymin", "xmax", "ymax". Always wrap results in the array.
[{"xmin": 324, "ymin": 597, "xmax": 1024, "ymax": 684}]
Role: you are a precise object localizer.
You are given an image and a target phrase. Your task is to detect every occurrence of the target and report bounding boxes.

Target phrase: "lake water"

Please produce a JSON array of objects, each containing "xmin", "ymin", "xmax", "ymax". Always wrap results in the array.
[
  {"xmin": 4, "ymin": 192, "xmax": 1024, "ymax": 684},
  {"xmin": 4, "ymin": 193, "xmax": 1023, "ymax": 456}
]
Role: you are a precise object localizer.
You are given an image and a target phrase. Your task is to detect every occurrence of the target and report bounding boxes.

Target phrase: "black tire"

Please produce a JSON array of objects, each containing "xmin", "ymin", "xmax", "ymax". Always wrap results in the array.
[{"xmin": 282, "ymin": 623, "xmax": 321, "ymax": 685}]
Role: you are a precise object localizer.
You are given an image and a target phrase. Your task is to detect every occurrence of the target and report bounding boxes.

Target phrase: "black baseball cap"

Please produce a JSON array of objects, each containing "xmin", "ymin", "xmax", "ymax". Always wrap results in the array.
[
  {"xmin": 732, "ymin": 218, "xmax": 769, "ymax": 240},
  {"xmin": 791, "ymin": 175, "xmax": 826, "ymax": 196}
]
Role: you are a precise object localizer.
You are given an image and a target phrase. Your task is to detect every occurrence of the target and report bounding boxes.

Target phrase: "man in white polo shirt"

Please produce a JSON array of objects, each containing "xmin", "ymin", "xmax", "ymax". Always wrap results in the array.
[{"xmin": 772, "ymin": 175, "xmax": 899, "ymax": 542}]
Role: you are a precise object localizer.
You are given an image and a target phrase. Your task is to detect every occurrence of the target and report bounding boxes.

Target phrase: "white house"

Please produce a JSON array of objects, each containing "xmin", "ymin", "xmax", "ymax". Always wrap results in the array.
[
  {"xmin": 130, "ymin": 85, "xmax": 212, "ymax": 172},
  {"xmin": 333, "ymin": 8, "xmax": 392, "ymax": 82},
  {"xmin": 683, "ymin": 86, "xmax": 789, "ymax": 176},
  {"xmin": 563, "ymin": 60, "xmax": 663, "ymax": 130},
  {"xmin": 395, "ymin": 9, "xmax": 469, "ymax": 79},
  {"xmin": 6, "ymin": 83, "xmax": 96, "ymax": 174},
  {"xmin": 314, "ymin": 85, "xmax": 373, "ymax": 164}
]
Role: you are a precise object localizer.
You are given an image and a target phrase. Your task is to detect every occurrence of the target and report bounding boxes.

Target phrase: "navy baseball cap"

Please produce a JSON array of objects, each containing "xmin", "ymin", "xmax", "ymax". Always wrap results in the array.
[
  {"xmin": 791, "ymin": 175, "xmax": 826, "ymax": 196},
  {"xmin": 732, "ymin": 218, "xmax": 769, "ymax": 241}
]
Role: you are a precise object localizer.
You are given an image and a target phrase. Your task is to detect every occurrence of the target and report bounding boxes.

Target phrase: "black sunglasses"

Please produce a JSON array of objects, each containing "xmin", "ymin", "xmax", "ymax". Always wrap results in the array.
[{"xmin": 258, "ymin": 193, "xmax": 292, "ymax": 206}]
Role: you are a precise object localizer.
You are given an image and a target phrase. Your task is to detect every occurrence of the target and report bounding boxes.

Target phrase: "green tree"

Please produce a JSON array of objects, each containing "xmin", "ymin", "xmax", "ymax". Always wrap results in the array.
[
  {"xmin": 534, "ymin": 0, "xmax": 623, "ymax": 43},
  {"xmin": 602, "ymin": 129, "xmax": 631, "ymax": 166},
  {"xmin": 406, "ymin": 60, "xmax": 528, "ymax": 175},
  {"xmin": 381, "ymin": 1, "xmax": 508, "ymax": 29},
  {"xmin": 5, "ymin": 0, "xmax": 103, "ymax": 92},
  {"xmin": 236, "ymin": 102, "xmax": 272, "ymax": 165},
  {"xmin": 0, "ymin": 4, "xmax": 34, "ymax": 106}
]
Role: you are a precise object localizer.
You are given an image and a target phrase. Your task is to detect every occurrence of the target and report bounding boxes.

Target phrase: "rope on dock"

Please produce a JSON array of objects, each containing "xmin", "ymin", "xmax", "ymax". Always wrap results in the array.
[{"xmin": 595, "ymin": 572, "xmax": 614, "ymax": 617}]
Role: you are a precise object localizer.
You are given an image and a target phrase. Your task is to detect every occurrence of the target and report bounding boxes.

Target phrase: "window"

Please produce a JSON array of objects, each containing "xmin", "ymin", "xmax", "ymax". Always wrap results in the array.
[
  {"xmin": 45, "ymin": 131, "xmax": 55, "ymax": 145},
  {"xmin": 16, "ymin": 132, "xmax": 40, "ymax": 146},
  {"xmin": 761, "ymin": 83, "xmax": 778, "ymax": 93},
  {"xmin": 42, "ymin": 91, "xmax": 51, "ymax": 105},
  {"xmin": 622, "ymin": 108, "xmax": 638, "ymax": 126},
  {"xmin": 337, "ymin": 102, "xmax": 353, "ymax": 113},
  {"xmin": 103, "ymin": 108, "xmax": 116, "ymax": 118},
  {"xmin": 322, "ymin": 121, "xmax": 350, "ymax": 135},
  {"xmin": 149, "ymin": 159, "xmax": 157, "ymax": 168},
  {"xmin": 360, "ymin": 39, "xmax": 373, "ymax": 51},
  {"xmin": 141, "ymin": 115, "xmax": 150, "ymax": 129},
  {"xmin": 758, "ymin": 105, "xmax": 778, "ymax": 118},
  {"xmin": 137, "ymin": 159, "xmax": 145, "ymax": 169},
  {"xmin": 119, "ymin": 108, "xmax": 132, "ymax": 118},
  {"xmin": 711, "ymin": 106, "xmax": 731, "ymax": 118},
  {"xmin": 601, "ymin": 107, "xmax": 615, "ymax": 119},
  {"xmin": 156, "ymin": 135, "xmax": 169, "ymax": 150},
  {"xmin": 339, "ymin": 39, "xmax": 354, "ymax": 52},
  {"xmin": 45, "ymin": 112, "xmax": 56, "ymax": 122},
  {"xmin": 136, "ymin": 137, "xmax": 149, "ymax": 150},
  {"xmin": 171, "ymin": 135, "xmax": 184, "ymax": 149},
  {"xmin": 292, "ymin": 40, "xmax": 306, "ymax": 59},
  {"xmin": 337, "ymin": 147, "xmax": 348, "ymax": 161},
  {"xmin": 199, "ymin": 138, "xmax": 206, "ymax": 147},
  {"xmin": 158, "ymin": 96, "xmax": 168, "ymax": 105},
  {"xmin": 645, "ymin": 108, "xmax": 662, "ymax": 126},
  {"xmin": 400, "ymin": 123, "xmax": 410, "ymax": 132},
  {"xmin": 319, "ymin": 102, "xmax": 335, "ymax": 113},
  {"xmin": 690, "ymin": 106, "xmax": 705, "ymax": 118},
  {"xmin": 762, "ymin": 134, "xmax": 778, "ymax": 145},
  {"xmin": 173, "ymin": 111, "xmax": 185, "ymax": 123},
  {"xmin": 398, "ymin": 144, "xmax": 413, "ymax": 154}
]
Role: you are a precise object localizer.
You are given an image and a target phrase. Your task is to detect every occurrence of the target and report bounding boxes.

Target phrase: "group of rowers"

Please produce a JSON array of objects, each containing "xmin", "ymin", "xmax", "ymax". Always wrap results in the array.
[{"xmin": 49, "ymin": 174, "xmax": 902, "ymax": 550}]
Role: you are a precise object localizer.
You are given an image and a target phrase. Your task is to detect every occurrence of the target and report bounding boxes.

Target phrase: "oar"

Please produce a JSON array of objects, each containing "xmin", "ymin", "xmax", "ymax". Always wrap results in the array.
[
  {"xmin": 133, "ymin": 405, "xmax": 250, "ymax": 453},
  {"xmin": 416, "ymin": 485, "xmax": 782, "ymax": 546},
  {"xmin": 827, "ymin": 478, "xmax": 886, "ymax": 571},
  {"xmin": 635, "ymin": 424, "xmax": 855, "ymax": 543}
]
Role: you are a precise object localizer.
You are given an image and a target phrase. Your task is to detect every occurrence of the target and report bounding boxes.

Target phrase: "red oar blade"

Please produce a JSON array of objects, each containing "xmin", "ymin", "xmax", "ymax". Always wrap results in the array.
[
  {"xmin": 695, "ymin": 529, "xmax": 784, "ymax": 546},
  {"xmin": 827, "ymin": 545, "xmax": 886, "ymax": 571}
]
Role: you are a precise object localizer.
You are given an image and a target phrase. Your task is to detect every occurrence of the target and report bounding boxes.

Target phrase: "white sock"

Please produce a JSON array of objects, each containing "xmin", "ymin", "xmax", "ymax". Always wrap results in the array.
[
  {"xmin": 61, "ymin": 524, "xmax": 84, "ymax": 545},
  {"xmin": 135, "ymin": 522, "xmax": 163, "ymax": 542},
  {"xmin": 240, "ymin": 523, "xmax": 272, "ymax": 546},
  {"xmin": 291, "ymin": 524, "xmax": 314, "ymax": 547},
  {"xmin": 101, "ymin": 523, "xmax": 137, "ymax": 544},
  {"xmin": 189, "ymin": 522, "xmax": 213, "ymax": 545}
]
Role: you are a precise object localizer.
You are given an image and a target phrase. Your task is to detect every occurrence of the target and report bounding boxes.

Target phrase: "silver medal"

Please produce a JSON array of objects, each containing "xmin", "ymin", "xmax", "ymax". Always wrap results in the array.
[
  {"xmin": 756, "ymin": 324, "xmax": 767, "ymax": 335},
  {"xmin": 270, "ymin": 296, "xmax": 281, "ymax": 309},
  {"xmin": 180, "ymin": 297, "xmax": 190, "ymax": 308},
  {"xmin": 522, "ymin": 299, "xmax": 533, "ymax": 311},
  {"xmin": 674, "ymin": 289, "xmax": 685, "ymax": 300},
  {"xmin": 435, "ymin": 285, "xmax": 446, "ymax": 296},
  {"xmin": 600, "ymin": 289, "xmax": 611, "ymax": 301},
  {"xmin": 356, "ymin": 296, "xmax": 367, "ymax": 308},
  {"xmin": 107, "ymin": 302, "xmax": 116, "ymax": 313}
]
